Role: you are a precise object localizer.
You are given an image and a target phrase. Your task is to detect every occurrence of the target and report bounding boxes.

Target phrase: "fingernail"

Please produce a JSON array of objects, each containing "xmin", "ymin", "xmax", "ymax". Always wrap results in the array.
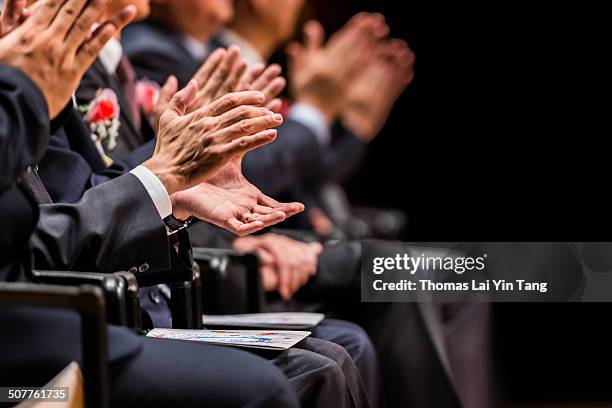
[{"xmin": 273, "ymin": 113, "xmax": 283, "ymax": 121}]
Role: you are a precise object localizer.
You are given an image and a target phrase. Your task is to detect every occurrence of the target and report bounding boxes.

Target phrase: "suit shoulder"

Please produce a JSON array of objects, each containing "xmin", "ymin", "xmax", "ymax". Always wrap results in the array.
[{"xmin": 122, "ymin": 21, "xmax": 185, "ymax": 61}]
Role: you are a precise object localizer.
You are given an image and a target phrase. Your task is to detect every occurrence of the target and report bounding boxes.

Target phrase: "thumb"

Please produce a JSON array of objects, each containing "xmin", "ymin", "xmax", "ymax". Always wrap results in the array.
[
  {"xmin": 304, "ymin": 20, "xmax": 325, "ymax": 51},
  {"xmin": 285, "ymin": 41, "xmax": 305, "ymax": 62},
  {"xmin": 166, "ymin": 79, "xmax": 198, "ymax": 118},
  {"xmin": 156, "ymin": 75, "xmax": 179, "ymax": 111}
]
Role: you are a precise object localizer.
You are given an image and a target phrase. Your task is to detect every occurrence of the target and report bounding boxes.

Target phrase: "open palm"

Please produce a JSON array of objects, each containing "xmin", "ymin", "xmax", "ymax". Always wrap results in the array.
[{"xmin": 172, "ymin": 157, "xmax": 304, "ymax": 236}]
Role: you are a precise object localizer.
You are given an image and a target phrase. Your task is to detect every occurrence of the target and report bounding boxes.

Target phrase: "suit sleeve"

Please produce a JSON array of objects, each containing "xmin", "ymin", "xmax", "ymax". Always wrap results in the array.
[
  {"xmin": 242, "ymin": 119, "xmax": 324, "ymax": 195},
  {"xmin": 31, "ymin": 173, "xmax": 173, "ymax": 275},
  {"xmin": 0, "ymin": 65, "xmax": 50, "ymax": 191},
  {"xmin": 311, "ymin": 124, "xmax": 367, "ymax": 186}
]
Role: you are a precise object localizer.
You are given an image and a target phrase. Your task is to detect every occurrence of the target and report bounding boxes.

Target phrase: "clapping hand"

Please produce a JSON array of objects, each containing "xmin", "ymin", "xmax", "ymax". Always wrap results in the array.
[{"xmin": 0, "ymin": 0, "xmax": 136, "ymax": 118}]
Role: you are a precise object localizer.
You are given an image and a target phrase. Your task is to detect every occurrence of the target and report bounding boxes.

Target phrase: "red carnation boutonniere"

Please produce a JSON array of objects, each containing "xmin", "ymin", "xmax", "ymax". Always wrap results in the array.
[
  {"xmin": 79, "ymin": 88, "xmax": 121, "ymax": 153},
  {"xmin": 136, "ymin": 79, "xmax": 160, "ymax": 115}
]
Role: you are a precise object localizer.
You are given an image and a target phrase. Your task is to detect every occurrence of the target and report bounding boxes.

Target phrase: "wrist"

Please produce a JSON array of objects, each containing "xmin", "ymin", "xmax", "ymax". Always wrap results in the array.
[
  {"xmin": 170, "ymin": 192, "xmax": 192, "ymax": 220},
  {"xmin": 143, "ymin": 157, "xmax": 184, "ymax": 196},
  {"xmin": 340, "ymin": 109, "xmax": 374, "ymax": 142}
]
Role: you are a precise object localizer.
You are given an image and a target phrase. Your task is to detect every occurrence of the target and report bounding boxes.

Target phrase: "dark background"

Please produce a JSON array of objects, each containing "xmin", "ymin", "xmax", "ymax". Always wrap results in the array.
[
  {"xmin": 305, "ymin": 1, "xmax": 610, "ymax": 404},
  {"xmin": 308, "ymin": 0, "xmax": 608, "ymax": 242}
]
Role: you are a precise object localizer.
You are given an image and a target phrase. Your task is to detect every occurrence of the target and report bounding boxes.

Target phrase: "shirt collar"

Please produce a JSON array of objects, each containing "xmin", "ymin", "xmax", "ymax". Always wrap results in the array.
[
  {"xmin": 180, "ymin": 35, "xmax": 211, "ymax": 61},
  {"xmin": 98, "ymin": 37, "xmax": 123, "ymax": 75},
  {"xmin": 216, "ymin": 29, "xmax": 265, "ymax": 67}
]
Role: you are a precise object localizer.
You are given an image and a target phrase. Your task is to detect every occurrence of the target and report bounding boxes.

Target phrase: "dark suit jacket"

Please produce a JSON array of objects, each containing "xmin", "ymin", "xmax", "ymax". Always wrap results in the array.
[
  {"xmin": 0, "ymin": 63, "xmax": 145, "ymax": 374},
  {"xmin": 0, "ymin": 66, "xmax": 301, "ymax": 408},
  {"xmin": 0, "ymin": 65, "xmax": 49, "ymax": 282},
  {"xmin": 75, "ymin": 59, "xmax": 156, "ymax": 162},
  {"xmin": 39, "ymin": 104, "xmax": 154, "ymax": 203}
]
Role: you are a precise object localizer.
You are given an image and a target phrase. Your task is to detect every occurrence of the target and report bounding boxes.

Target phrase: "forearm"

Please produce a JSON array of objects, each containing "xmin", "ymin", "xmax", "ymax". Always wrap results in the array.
[
  {"xmin": 31, "ymin": 173, "xmax": 172, "ymax": 274},
  {"xmin": 0, "ymin": 65, "xmax": 50, "ymax": 191}
]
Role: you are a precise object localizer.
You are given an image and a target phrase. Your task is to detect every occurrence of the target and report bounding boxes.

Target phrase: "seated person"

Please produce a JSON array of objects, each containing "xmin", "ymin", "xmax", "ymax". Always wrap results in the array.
[
  {"xmin": 0, "ymin": 1, "xmax": 373, "ymax": 407},
  {"xmin": 27, "ymin": 0, "xmax": 382, "ymax": 400},
  {"xmin": 121, "ymin": 3, "xmax": 472, "ymax": 408},
  {"xmin": 0, "ymin": 2, "xmax": 297, "ymax": 407}
]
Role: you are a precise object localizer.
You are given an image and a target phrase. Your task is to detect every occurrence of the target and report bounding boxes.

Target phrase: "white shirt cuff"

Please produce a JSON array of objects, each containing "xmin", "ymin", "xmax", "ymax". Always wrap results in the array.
[
  {"xmin": 289, "ymin": 103, "xmax": 332, "ymax": 146},
  {"xmin": 130, "ymin": 165, "xmax": 172, "ymax": 220}
]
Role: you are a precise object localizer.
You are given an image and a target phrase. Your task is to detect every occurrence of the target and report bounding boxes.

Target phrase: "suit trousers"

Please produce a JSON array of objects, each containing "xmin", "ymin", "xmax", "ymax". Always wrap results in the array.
[{"xmin": 0, "ymin": 305, "xmax": 298, "ymax": 408}]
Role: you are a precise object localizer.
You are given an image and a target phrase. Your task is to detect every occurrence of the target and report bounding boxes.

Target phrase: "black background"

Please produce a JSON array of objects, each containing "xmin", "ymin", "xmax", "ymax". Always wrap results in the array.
[
  {"xmin": 304, "ymin": 1, "xmax": 610, "ymax": 403},
  {"xmin": 307, "ymin": 0, "xmax": 608, "ymax": 242}
]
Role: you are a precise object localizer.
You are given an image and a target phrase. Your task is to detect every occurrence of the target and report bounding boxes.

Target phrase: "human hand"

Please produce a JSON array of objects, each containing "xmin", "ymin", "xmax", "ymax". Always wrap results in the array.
[
  {"xmin": 0, "ymin": 0, "xmax": 28, "ymax": 37},
  {"xmin": 182, "ymin": 46, "xmax": 287, "ymax": 113},
  {"xmin": 238, "ymin": 63, "xmax": 287, "ymax": 113},
  {"xmin": 341, "ymin": 39, "xmax": 415, "ymax": 141},
  {"xmin": 171, "ymin": 157, "xmax": 304, "ymax": 236},
  {"xmin": 286, "ymin": 13, "xmax": 389, "ymax": 122},
  {"xmin": 233, "ymin": 233, "xmax": 323, "ymax": 299},
  {"xmin": 144, "ymin": 82, "xmax": 284, "ymax": 194},
  {"xmin": 0, "ymin": 0, "xmax": 136, "ymax": 118}
]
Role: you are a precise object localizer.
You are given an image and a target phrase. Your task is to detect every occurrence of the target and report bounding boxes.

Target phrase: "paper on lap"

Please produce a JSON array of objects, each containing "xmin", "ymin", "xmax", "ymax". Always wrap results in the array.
[
  {"xmin": 147, "ymin": 328, "xmax": 311, "ymax": 350},
  {"xmin": 202, "ymin": 312, "xmax": 325, "ymax": 330}
]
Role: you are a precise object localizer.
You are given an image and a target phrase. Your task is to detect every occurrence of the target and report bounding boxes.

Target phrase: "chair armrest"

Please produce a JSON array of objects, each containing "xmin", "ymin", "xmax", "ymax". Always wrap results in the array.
[
  {"xmin": 31, "ymin": 270, "xmax": 134, "ymax": 328},
  {"xmin": 192, "ymin": 248, "xmax": 262, "ymax": 314},
  {"xmin": 0, "ymin": 283, "xmax": 108, "ymax": 408}
]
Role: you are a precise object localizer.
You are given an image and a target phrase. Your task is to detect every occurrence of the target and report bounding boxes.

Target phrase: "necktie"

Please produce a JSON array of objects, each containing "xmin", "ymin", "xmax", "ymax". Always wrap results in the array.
[
  {"xmin": 115, "ymin": 56, "xmax": 141, "ymax": 130},
  {"xmin": 22, "ymin": 166, "xmax": 53, "ymax": 205}
]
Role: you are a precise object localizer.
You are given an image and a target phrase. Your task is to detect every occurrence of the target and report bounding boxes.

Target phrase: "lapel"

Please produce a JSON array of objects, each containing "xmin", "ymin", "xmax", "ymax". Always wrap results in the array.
[{"xmin": 89, "ymin": 60, "xmax": 144, "ymax": 160}]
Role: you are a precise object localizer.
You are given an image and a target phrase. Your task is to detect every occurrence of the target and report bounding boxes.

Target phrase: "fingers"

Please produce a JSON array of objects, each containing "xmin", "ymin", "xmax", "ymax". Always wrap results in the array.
[
  {"xmin": 48, "ymin": 0, "xmax": 89, "ymax": 38},
  {"xmin": 256, "ymin": 247, "xmax": 276, "ymax": 266},
  {"xmin": 203, "ymin": 91, "xmax": 265, "ymax": 117},
  {"xmin": 250, "ymin": 64, "xmax": 286, "ymax": 103},
  {"xmin": 251, "ymin": 64, "xmax": 282, "ymax": 91},
  {"xmin": 201, "ymin": 45, "xmax": 240, "ymax": 100},
  {"xmin": 216, "ymin": 105, "xmax": 272, "ymax": 128},
  {"xmin": 75, "ymin": 5, "xmax": 136, "ymax": 68},
  {"xmin": 262, "ymin": 77, "xmax": 286, "ymax": 103},
  {"xmin": 304, "ymin": 20, "xmax": 325, "ymax": 51},
  {"xmin": 238, "ymin": 63, "xmax": 265, "ymax": 91},
  {"xmin": 192, "ymin": 48, "xmax": 227, "ymax": 89},
  {"xmin": 260, "ymin": 266, "xmax": 279, "ymax": 292},
  {"xmin": 1, "ymin": 0, "xmax": 27, "ymax": 35},
  {"xmin": 63, "ymin": 0, "xmax": 108, "ymax": 51},
  {"xmin": 266, "ymin": 98, "xmax": 283, "ymax": 113},
  {"xmin": 252, "ymin": 205, "xmax": 282, "ymax": 215},
  {"xmin": 220, "ymin": 129, "xmax": 277, "ymax": 157},
  {"xmin": 158, "ymin": 75, "xmax": 179, "ymax": 108},
  {"xmin": 276, "ymin": 258, "xmax": 294, "ymax": 300},
  {"xmin": 241, "ymin": 211, "xmax": 286, "ymax": 227},
  {"xmin": 163, "ymin": 79, "xmax": 198, "ymax": 119},
  {"xmin": 217, "ymin": 113, "xmax": 283, "ymax": 143},
  {"xmin": 258, "ymin": 195, "xmax": 305, "ymax": 217},
  {"xmin": 285, "ymin": 41, "xmax": 305, "ymax": 63},
  {"xmin": 227, "ymin": 218, "xmax": 265, "ymax": 237},
  {"xmin": 26, "ymin": 0, "xmax": 72, "ymax": 28},
  {"xmin": 215, "ymin": 59, "xmax": 248, "ymax": 100}
]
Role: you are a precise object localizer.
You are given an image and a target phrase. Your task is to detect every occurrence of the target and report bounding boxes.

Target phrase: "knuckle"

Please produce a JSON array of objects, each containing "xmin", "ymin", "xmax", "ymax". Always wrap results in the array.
[
  {"xmin": 206, "ymin": 117, "xmax": 220, "ymax": 130},
  {"xmin": 225, "ymin": 94, "xmax": 238, "ymax": 107},
  {"xmin": 236, "ymin": 105, "xmax": 250, "ymax": 118},
  {"xmin": 75, "ymin": 18, "xmax": 90, "ymax": 33},
  {"xmin": 238, "ymin": 120, "xmax": 252, "ymax": 133},
  {"xmin": 62, "ymin": 5, "xmax": 78, "ymax": 17},
  {"xmin": 44, "ymin": 1, "xmax": 59, "ymax": 10}
]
